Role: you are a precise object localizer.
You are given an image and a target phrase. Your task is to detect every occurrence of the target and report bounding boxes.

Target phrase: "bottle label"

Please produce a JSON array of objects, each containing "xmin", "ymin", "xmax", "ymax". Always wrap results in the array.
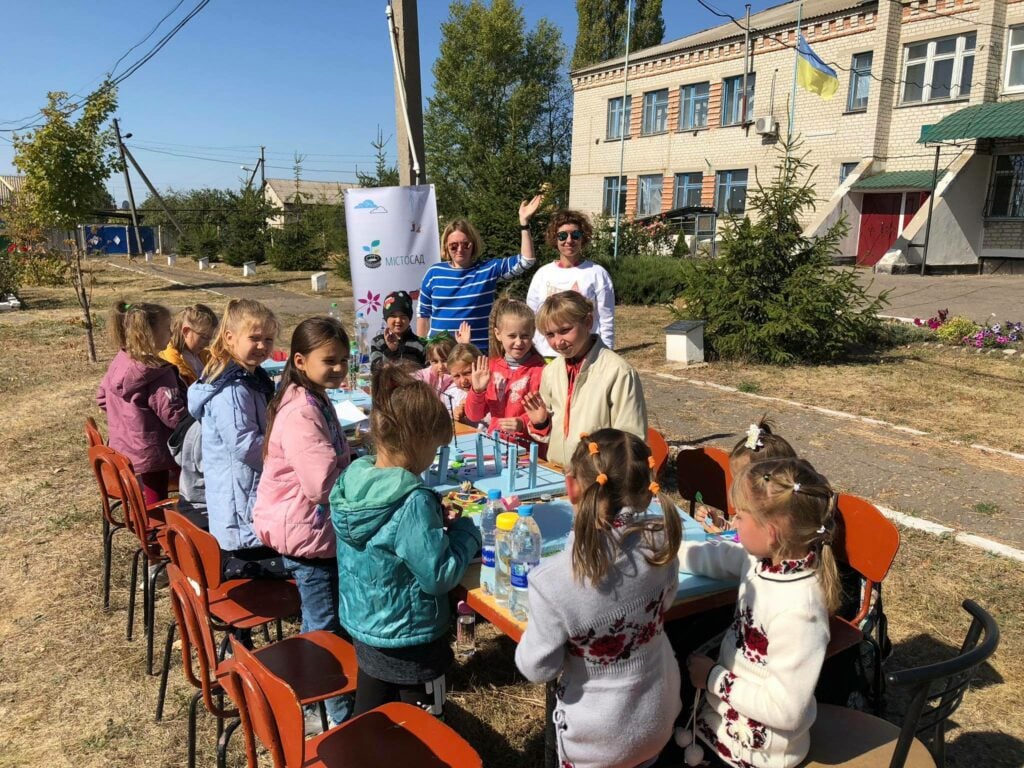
[
  {"xmin": 510, "ymin": 561, "xmax": 534, "ymax": 589},
  {"xmin": 481, "ymin": 545, "xmax": 496, "ymax": 568}
]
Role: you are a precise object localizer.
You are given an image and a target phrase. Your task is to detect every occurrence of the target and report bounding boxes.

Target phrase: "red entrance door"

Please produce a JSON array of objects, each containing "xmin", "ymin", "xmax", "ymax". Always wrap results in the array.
[{"xmin": 857, "ymin": 193, "xmax": 902, "ymax": 266}]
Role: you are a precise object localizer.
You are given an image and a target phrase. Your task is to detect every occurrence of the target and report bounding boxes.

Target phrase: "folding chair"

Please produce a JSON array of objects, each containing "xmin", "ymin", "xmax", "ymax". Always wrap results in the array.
[
  {"xmin": 803, "ymin": 600, "xmax": 999, "ymax": 768},
  {"xmin": 159, "ymin": 563, "xmax": 357, "ymax": 768},
  {"xmin": 675, "ymin": 445, "xmax": 733, "ymax": 519},
  {"xmin": 226, "ymin": 636, "xmax": 482, "ymax": 768},
  {"xmin": 87, "ymin": 441, "xmax": 128, "ymax": 611},
  {"xmin": 646, "ymin": 428, "xmax": 670, "ymax": 477},
  {"xmin": 823, "ymin": 493, "xmax": 901, "ymax": 710}
]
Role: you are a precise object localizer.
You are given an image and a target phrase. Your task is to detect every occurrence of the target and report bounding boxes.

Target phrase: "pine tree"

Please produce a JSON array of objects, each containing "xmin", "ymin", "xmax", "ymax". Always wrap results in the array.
[
  {"xmin": 678, "ymin": 137, "xmax": 889, "ymax": 364},
  {"xmin": 571, "ymin": 0, "xmax": 665, "ymax": 71}
]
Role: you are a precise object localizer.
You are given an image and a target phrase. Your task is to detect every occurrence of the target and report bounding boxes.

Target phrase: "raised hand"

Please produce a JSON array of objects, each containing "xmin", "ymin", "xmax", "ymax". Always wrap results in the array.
[
  {"xmin": 383, "ymin": 327, "xmax": 400, "ymax": 351},
  {"xmin": 519, "ymin": 193, "xmax": 545, "ymax": 224},
  {"xmin": 522, "ymin": 391, "xmax": 550, "ymax": 427},
  {"xmin": 470, "ymin": 355, "xmax": 491, "ymax": 393},
  {"xmin": 456, "ymin": 320, "xmax": 472, "ymax": 344},
  {"xmin": 498, "ymin": 417, "xmax": 523, "ymax": 433}
]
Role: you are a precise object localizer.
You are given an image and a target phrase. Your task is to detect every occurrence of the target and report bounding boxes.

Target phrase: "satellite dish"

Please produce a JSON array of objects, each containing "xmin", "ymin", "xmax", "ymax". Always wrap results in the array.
[{"xmin": 121, "ymin": 200, "xmax": 130, "ymax": 210}]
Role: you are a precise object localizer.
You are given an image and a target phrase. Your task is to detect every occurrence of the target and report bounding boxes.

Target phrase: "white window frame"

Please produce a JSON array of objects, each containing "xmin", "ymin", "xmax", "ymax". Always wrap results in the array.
[
  {"xmin": 847, "ymin": 52, "xmax": 872, "ymax": 112},
  {"xmin": 839, "ymin": 162, "xmax": 860, "ymax": 184},
  {"xmin": 637, "ymin": 174, "xmax": 664, "ymax": 216},
  {"xmin": 721, "ymin": 74, "xmax": 755, "ymax": 126},
  {"xmin": 602, "ymin": 176, "xmax": 627, "ymax": 216},
  {"xmin": 987, "ymin": 154, "xmax": 1024, "ymax": 219},
  {"xmin": 715, "ymin": 169, "xmax": 748, "ymax": 215},
  {"xmin": 678, "ymin": 82, "xmax": 710, "ymax": 131},
  {"xmin": 673, "ymin": 172, "xmax": 703, "ymax": 208},
  {"xmin": 1004, "ymin": 25, "xmax": 1024, "ymax": 93},
  {"xmin": 900, "ymin": 32, "xmax": 976, "ymax": 105},
  {"xmin": 641, "ymin": 89, "xmax": 669, "ymax": 135},
  {"xmin": 606, "ymin": 96, "xmax": 632, "ymax": 140}
]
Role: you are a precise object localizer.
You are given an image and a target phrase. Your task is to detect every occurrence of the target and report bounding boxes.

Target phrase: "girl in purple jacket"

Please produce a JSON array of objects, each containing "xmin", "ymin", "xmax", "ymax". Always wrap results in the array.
[
  {"xmin": 253, "ymin": 317, "xmax": 353, "ymax": 726},
  {"xmin": 97, "ymin": 301, "xmax": 186, "ymax": 505}
]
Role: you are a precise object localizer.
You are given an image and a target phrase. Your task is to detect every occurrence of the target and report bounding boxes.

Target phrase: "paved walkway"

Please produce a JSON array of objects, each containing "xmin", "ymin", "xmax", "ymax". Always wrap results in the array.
[
  {"xmin": 856, "ymin": 271, "xmax": 1024, "ymax": 322},
  {"xmin": 111, "ymin": 257, "xmax": 1024, "ymax": 550}
]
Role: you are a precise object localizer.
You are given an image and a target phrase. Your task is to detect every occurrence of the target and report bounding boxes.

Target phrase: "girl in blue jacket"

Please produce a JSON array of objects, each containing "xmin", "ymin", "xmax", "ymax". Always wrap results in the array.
[
  {"xmin": 188, "ymin": 298, "xmax": 285, "ymax": 580},
  {"xmin": 330, "ymin": 365, "xmax": 481, "ymax": 717}
]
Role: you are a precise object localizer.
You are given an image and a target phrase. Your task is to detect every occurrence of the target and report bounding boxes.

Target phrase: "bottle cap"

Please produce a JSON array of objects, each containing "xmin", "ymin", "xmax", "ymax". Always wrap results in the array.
[
  {"xmin": 487, "ymin": 489, "xmax": 502, "ymax": 501},
  {"xmin": 496, "ymin": 512, "xmax": 518, "ymax": 531},
  {"xmin": 517, "ymin": 504, "xmax": 534, "ymax": 517},
  {"xmin": 457, "ymin": 600, "xmax": 474, "ymax": 616}
]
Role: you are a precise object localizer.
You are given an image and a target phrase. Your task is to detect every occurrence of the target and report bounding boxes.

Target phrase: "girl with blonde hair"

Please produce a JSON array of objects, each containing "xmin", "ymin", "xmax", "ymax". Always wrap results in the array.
[{"xmin": 160, "ymin": 303, "xmax": 219, "ymax": 385}]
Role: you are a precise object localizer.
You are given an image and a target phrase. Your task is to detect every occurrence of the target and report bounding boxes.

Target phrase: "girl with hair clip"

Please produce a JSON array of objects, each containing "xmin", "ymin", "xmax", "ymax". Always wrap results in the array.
[
  {"xmin": 679, "ymin": 457, "xmax": 841, "ymax": 768},
  {"xmin": 329, "ymin": 366, "xmax": 481, "ymax": 718},
  {"xmin": 253, "ymin": 317, "xmax": 353, "ymax": 726},
  {"xmin": 97, "ymin": 300, "xmax": 186, "ymax": 505},
  {"xmin": 188, "ymin": 299, "xmax": 284, "ymax": 580},
  {"xmin": 159, "ymin": 303, "xmax": 219, "ymax": 385},
  {"xmin": 413, "ymin": 333, "xmax": 457, "ymax": 394},
  {"xmin": 696, "ymin": 417, "xmax": 797, "ymax": 535},
  {"xmin": 516, "ymin": 428, "xmax": 683, "ymax": 768},
  {"xmin": 523, "ymin": 291, "xmax": 646, "ymax": 467},
  {"xmin": 465, "ymin": 296, "xmax": 545, "ymax": 447},
  {"xmin": 445, "ymin": 341, "xmax": 484, "ymax": 425}
]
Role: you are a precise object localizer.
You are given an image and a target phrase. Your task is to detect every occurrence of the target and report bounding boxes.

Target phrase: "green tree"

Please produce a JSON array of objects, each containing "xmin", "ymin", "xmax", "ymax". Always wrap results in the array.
[
  {"xmin": 355, "ymin": 127, "xmax": 400, "ymax": 188},
  {"xmin": 425, "ymin": 0, "xmax": 571, "ymax": 259},
  {"xmin": 221, "ymin": 186, "xmax": 272, "ymax": 267},
  {"xmin": 139, "ymin": 186, "xmax": 234, "ymax": 258},
  {"xmin": 12, "ymin": 83, "xmax": 120, "ymax": 361},
  {"xmin": 677, "ymin": 138, "xmax": 888, "ymax": 364},
  {"xmin": 571, "ymin": 0, "xmax": 664, "ymax": 71}
]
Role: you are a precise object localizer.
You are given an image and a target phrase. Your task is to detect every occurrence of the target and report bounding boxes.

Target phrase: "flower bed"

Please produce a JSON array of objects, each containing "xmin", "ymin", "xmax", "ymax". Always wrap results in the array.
[{"xmin": 915, "ymin": 309, "xmax": 1022, "ymax": 350}]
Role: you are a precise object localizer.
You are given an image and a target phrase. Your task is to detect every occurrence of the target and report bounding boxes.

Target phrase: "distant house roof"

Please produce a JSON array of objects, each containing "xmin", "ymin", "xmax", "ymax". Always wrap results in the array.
[
  {"xmin": 572, "ymin": 0, "xmax": 872, "ymax": 76},
  {"xmin": 263, "ymin": 178, "xmax": 357, "ymax": 207},
  {"xmin": 0, "ymin": 175, "xmax": 26, "ymax": 206}
]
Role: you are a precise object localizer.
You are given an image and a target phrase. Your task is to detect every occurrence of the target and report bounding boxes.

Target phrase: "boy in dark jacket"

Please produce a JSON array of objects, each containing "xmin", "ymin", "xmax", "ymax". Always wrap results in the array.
[{"xmin": 369, "ymin": 290, "xmax": 426, "ymax": 373}]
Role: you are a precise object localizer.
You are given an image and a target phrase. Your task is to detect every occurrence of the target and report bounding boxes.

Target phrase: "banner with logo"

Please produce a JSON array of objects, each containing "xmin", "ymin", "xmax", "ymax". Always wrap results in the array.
[{"xmin": 344, "ymin": 185, "xmax": 440, "ymax": 340}]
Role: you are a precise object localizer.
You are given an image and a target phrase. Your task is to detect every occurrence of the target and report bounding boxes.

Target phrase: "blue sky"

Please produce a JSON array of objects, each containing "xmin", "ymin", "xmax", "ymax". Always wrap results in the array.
[{"xmin": 0, "ymin": 0, "xmax": 779, "ymax": 203}]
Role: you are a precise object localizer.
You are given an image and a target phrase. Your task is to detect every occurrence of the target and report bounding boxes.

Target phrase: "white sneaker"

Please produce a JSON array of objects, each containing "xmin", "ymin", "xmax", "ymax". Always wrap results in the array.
[{"xmin": 303, "ymin": 705, "xmax": 324, "ymax": 737}]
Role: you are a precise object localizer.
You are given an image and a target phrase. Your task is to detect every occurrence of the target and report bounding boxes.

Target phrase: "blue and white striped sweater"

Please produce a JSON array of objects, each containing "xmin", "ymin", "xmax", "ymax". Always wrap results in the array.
[{"xmin": 418, "ymin": 255, "xmax": 532, "ymax": 350}]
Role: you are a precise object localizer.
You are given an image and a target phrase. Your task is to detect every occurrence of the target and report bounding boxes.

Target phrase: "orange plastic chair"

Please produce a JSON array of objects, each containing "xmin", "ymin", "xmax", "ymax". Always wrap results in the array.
[
  {"xmin": 226, "ymin": 636, "xmax": 482, "ymax": 768},
  {"xmin": 159, "ymin": 562, "xmax": 358, "ymax": 768},
  {"xmin": 646, "ymin": 428, "xmax": 670, "ymax": 477},
  {"xmin": 824, "ymin": 492, "xmax": 901, "ymax": 710},
  {"xmin": 675, "ymin": 445, "xmax": 734, "ymax": 519},
  {"xmin": 87, "ymin": 441, "xmax": 129, "ymax": 610}
]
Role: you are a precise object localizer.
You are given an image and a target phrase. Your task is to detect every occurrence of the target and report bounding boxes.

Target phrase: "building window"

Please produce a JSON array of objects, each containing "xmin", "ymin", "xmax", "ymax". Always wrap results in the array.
[
  {"xmin": 641, "ymin": 89, "xmax": 669, "ymax": 135},
  {"xmin": 847, "ymin": 52, "xmax": 872, "ymax": 111},
  {"xmin": 715, "ymin": 169, "xmax": 748, "ymax": 215},
  {"xmin": 839, "ymin": 162, "xmax": 860, "ymax": 184},
  {"xmin": 673, "ymin": 173, "xmax": 704, "ymax": 208},
  {"xmin": 602, "ymin": 176, "xmax": 627, "ymax": 216},
  {"xmin": 988, "ymin": 155, "xmax": 1024, "ymax": 218},
  {"xmin": 637, "ymin": 174, "xmax": 663, "ymax": 216},
  {"xmin": 606, "ymin": 96, "xmax": 632, "ymax": 140},
  {"xmin": 1005, "ymin": 25, "xmax": 1024, "ymax": 91},
  {"xmin": 678, "ymin": 82, "xmax": 710, "ymax": 131},
  {"xmin": 901, "ymin": 33, "xmax": 975, "ymax": 104},
  {"xmin": 721, "ymin": 74, "xmax": 755, "ymax": 126}
]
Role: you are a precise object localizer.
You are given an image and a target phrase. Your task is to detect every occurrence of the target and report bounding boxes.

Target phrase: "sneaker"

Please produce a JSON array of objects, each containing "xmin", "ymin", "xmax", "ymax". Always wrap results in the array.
[
  {"xmin": 148, "ymin": 564, "xmax": 169, "ymax": 589},
  {"xmin": 303, "ymin": 705, "xmax": 324, "ymax": 737}
]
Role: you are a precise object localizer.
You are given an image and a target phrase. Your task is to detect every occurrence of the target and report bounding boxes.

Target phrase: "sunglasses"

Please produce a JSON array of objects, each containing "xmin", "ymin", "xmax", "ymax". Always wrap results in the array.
[
  {"xmin": 556, "ymin": 230, "xmax": 583, "ymax": 242},
  {"xmin": 448, "ymin": 241, "xmax": 473, "ymax": 251}
]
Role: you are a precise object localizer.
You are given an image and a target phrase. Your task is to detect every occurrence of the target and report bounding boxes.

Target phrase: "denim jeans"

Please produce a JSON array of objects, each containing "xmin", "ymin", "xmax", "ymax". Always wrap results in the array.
[{"xmin": 284, "ymin": 555, "xmax": 352, "ymax": 725}]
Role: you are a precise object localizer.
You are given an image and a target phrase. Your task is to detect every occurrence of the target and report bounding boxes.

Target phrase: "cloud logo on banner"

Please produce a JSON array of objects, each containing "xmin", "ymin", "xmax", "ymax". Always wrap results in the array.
[
  {"xmin": 362, "ymin": 240, "xmax": 382, "ymax": 269},
  {"xmin": 354, "ymin": 199, "xmax": 388, "ymax": 214}
]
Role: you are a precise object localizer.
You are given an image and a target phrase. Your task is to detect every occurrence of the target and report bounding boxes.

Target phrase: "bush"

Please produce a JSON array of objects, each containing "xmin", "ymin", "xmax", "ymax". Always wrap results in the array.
[
  {"xmin": 20, "ymin": 250, "xmax": 71, "ymax": 286},
  {"xmin": 935, "ymin": 316, "xmax": 979, "ymax": 344},
  {"xmin": 180, "ymin": 224, "xmax": 221, "ymax": 262},
  {"xmin": 593, "ymin": 254, "xmax": 688, "ymax": 305},
  {"xmin": 0, "ymin": 246, "xmax": 22, "ymax": 297},
  {"xmin": 266, "ymin": 220, "xmax": 325, "ymax": 272},
  {"xmin": 676, "ymin": 137, "xmax": 887, "ymax": 364}
]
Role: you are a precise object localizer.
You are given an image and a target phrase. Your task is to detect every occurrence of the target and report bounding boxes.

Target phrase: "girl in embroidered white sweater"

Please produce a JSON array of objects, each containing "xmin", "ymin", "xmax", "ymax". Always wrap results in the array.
[
  {"xmin": 680, "ymin": 458, "xmax": 842, "ymax": 768},
  {"xmin": 516, "ymin": 429, "xmax": 683, "ymax": 768}
]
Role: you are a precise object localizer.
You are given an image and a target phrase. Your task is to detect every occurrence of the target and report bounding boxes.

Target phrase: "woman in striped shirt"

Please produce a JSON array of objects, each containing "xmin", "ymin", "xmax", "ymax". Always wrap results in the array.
[{"xmin": 416, "ymin": 195, "xmax": 544, "ymax": 352}]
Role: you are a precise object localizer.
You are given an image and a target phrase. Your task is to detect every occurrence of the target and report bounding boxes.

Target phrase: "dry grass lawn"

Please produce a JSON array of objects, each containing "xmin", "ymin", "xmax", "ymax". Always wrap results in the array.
[{"xmin": 0, "ymin": 266, "xmax": 1018, "ymax": 767}]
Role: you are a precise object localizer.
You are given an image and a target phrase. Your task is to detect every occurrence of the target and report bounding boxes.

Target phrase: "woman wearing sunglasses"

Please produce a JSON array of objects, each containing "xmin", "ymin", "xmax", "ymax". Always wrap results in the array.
[
  {"xmin": 526, "ymin": 210, "xmax": 616, "ymax": 357},
  {"xmin": 417, "ymin": 195, "xmax": 544, "ymax": 352}
]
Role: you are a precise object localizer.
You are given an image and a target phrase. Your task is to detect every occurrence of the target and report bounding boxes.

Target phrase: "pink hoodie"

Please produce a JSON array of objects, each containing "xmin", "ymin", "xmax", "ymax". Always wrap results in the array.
[
  {"xmin": 97, "ymin": 350, "xmax": 186, "ymax": 473},
  {"xmin": 253, "ymin": 385, "xmax": 350, "ymax": 559}
]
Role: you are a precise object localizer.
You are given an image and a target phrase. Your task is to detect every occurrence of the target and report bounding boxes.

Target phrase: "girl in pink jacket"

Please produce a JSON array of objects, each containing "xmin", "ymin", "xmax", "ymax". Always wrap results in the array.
[
  {"xmin": 97, "ymin": 301, "xmax": 186, "ymax": 505},
  {"xmin": 253, "ymin": 317, "xmax": 353, "ymax": 726}
]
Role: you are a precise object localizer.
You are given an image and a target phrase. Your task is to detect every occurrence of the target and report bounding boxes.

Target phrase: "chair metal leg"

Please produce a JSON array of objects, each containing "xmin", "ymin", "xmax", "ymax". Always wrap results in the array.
[
  {"xmin": 320, "ymin": 701, "xmax": 328, "ymax": 733},
  {"xmin": 261, "ymin": 623, "xmax": 272, "ymax": 644},
  {"xmin": 216, "ymin": 691, "xmax": 224, "ymax": 738},
  {"xmin": 216, "ymin": 718, "xmax": 241, "ymax": 768},
  {"xmin": 276, "ymin": 617, "xmax": 283, "ymax": 640},
  {"xmin": 544, "ymin": 679, "xmax": 558, "ymax": 768},
  {"xmin": 127, "ymin": 548, "xmax": 143, "ymax": 641},
  {"xmin": 146, "ymin": 561, "xmax": 167, "ymax": 675},
  {"xmin": 156, "ymin": 621, "xmax": 176, "ymax": 721},
  {"xmin": 187, "ymin": 689, "xmax": 202, "ymax": 768},
  {"xmin": 101, "ymin": 517, "xmax": 111, "ymax": 610}
]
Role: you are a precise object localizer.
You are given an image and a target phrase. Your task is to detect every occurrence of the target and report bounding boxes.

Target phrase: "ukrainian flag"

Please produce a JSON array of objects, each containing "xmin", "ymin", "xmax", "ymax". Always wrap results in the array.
[{"xmin": 796, "ymin": 34, "xmax": 839, "ymax": 99}]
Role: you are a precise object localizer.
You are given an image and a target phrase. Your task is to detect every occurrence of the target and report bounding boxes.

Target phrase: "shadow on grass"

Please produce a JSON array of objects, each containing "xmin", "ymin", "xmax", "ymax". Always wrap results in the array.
[
  {"xmin": 944, "ymin": 730, "xmax": 1024, "ymax": 768},
  {"xmin": 617, "ymin": 342, "xmax": 656, "ymax": 355}
]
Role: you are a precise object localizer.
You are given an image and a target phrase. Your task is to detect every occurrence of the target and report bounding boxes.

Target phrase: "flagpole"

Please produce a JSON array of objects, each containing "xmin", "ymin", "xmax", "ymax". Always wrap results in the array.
[
  {"xmin": 787, "ymin": 0, "xmax": 803, "ymax": 159},
  {"xmin": 613, "ymin": 0, "xmax": 633, "ymax": 261}
]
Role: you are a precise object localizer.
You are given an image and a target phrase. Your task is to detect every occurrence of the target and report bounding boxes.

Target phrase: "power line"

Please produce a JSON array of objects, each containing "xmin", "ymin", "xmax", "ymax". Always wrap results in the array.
[
  {"xmin": 108, "ymin": 0, "xmax": 188, "ymax": 78},
  {"xmin": 126, "ymin": 144, "xmax": 361, "ymax": 176}
]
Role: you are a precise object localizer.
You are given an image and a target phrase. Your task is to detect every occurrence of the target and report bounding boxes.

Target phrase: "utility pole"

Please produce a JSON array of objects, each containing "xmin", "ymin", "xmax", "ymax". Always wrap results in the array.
[
  {"xmin": 386, "ymin": 0, "xmax": 426, "ymax": 185},
  {"xmin": 121, "ymin": 145, "xmax": 184, "ymax": 236},
  {"xmin": 113, "ymin": 118, "xmax": 144, "ymax": 258},
  {"xmin": 259, "ymin": 145, "xmax": 266, "ymax": 191}
]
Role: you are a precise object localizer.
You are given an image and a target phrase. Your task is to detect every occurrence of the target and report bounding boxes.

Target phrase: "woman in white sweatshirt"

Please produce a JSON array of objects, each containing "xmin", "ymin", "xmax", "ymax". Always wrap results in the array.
[{"xmin": 679, "ymin": 458, "xmax": 843, "ymax": 768}]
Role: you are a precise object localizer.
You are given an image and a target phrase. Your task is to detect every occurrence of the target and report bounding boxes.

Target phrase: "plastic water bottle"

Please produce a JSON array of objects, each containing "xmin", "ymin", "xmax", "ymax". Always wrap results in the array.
[
  {"xmin": 480, "ymin": 489, "xmax": 501, "ymax": 595},
  {"xmin": 328, "ymin": 302, "xmax": 340, "ymax": 320},
  {"xmin": 508, "ymin": 505, "xmax": 542, "ymax": 621},
  {"xmin": 348, "ymin": 339, "xmax": 359, "ymax": 390},
  {"xmin": 455, "ymin": 600, "xmax": 476, "ymax": 660},
  {"xmin": 494, "ymin": 512, "xmax": 518, "ymax": 606}
]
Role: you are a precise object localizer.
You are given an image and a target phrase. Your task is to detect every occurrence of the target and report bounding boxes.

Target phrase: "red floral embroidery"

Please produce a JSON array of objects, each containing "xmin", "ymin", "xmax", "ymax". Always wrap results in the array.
[
  {"xmin": 759, "ymin": 551, "xmax": 816, "ymax": 574},
  {"xmin": 588, "ymin": 633, "xmax": 627, "ymax": 658},
  {"xmin": 732, "ymin": 606, "xmax": 769, "ymax": 665},
  {"xmin": 566, "ymin": 589, "xmax": 668, "ymax": 665}
]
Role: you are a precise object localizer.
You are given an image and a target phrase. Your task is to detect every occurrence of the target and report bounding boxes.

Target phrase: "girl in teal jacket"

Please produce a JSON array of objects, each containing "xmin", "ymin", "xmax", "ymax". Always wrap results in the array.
[{"xmin": 330, "ymin": 366, "xmax": 481, "ymax": 717}]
